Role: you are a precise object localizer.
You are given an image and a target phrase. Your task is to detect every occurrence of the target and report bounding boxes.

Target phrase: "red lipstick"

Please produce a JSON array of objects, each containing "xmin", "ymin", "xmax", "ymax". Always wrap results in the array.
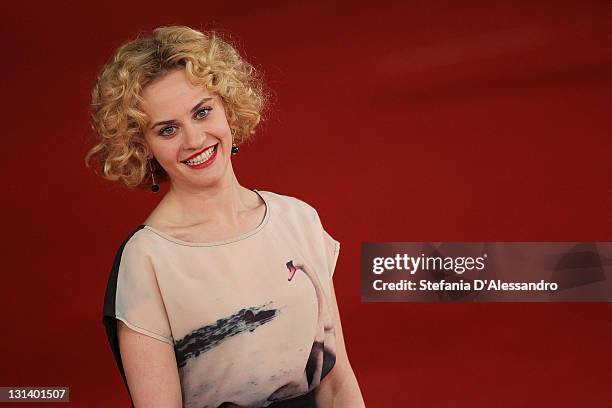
[
  {"xmin": 183, "ymin": 144, "xmax": 218, "ymax": 170},
  {"xmin": 182, "ymin": 143, "xmax": 218, "ymax": 162}
]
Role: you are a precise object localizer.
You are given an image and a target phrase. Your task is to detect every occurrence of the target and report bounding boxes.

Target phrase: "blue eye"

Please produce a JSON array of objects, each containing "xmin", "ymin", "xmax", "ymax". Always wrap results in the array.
[
  {"xmin": 196, "ymin": 107, "xmax": 212, "ymax": 119},
  {"xmin": 159, "ymin": 126, "xmax": 176, "ymax": 136},
  {"xmin": 158, "ymin": 108, "xmax": 212, "ymax": 137}
]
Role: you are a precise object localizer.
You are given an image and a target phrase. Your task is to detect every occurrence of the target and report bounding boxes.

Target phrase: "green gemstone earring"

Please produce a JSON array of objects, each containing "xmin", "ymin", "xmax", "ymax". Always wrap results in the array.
[{"xmin": 231, "ymin": 129, "xmax": 239, "ymax": 155}]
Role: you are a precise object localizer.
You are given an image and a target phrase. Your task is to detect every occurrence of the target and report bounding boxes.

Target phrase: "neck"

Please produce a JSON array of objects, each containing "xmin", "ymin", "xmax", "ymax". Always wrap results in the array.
[{"xmin": 160, "ymin": 162, "xmax": 254, "ymax": 228}]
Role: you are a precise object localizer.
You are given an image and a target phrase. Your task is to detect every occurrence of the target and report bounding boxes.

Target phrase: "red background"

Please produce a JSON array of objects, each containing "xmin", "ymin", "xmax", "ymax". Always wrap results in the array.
[{"xmin": 1, "ymin": 1, "xmax": 611, "ymax": 407}]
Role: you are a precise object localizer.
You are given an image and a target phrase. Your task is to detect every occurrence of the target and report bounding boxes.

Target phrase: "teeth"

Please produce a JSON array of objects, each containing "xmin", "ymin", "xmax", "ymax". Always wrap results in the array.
[{"xmin": 185, "ymin": 145, "xmax": 215, "ymax": 165}]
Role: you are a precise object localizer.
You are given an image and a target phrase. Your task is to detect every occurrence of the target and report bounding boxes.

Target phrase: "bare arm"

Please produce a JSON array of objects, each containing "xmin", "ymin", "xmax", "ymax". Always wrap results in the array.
[
  {"xmin": 118, "ymin": 321, "xmax": 183, "ymax": 408},
  {"xmin": 314, "ymin": 280, "xmax": 366, "ymax": 407}
]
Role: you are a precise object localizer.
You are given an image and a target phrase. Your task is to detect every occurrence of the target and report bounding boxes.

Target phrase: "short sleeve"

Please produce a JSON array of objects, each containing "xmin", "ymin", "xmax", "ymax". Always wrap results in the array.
[
  {"xmin": 312, "ymin": 209, "xmax": 341, "ymax": 280},
  {"xmin": 323, "ymin": 228, "xmax": 341, "ymax": 279},
  {"xmin": 106, "ymin": 236, "xmax": 174, "ymax": 345},
  {"xmin": 101, "ymin": 227, "xmax": 174, "ymax": 407}
]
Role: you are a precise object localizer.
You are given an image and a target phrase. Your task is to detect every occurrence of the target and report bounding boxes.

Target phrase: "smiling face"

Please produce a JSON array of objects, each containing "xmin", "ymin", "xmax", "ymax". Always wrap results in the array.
[{"xmin": 140, "ymin": 68, "xmax": 234, "ymax": 190}]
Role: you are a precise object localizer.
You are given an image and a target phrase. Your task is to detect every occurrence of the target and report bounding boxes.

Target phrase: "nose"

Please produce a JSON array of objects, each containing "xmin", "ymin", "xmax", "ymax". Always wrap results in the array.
[{"xmin": 182, "ymin": 122, "xmax": 207, "ymax": 150}]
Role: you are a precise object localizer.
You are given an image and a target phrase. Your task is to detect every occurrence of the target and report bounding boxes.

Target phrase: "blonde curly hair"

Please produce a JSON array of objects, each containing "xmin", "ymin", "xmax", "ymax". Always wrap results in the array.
[{"xmin": 84, "ymin": 25, "xmax": 268, "ymax": 189}]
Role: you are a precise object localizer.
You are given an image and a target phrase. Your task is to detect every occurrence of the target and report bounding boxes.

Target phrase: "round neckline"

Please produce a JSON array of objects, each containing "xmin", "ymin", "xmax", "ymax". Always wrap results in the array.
[{"xmin": 140, "ymin": 189, "xmax": 270, "ymax": 247}]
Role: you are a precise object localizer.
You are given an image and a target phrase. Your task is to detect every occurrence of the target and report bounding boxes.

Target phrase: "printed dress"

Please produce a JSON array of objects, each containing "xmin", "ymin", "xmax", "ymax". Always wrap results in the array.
[{"xmin": 102, "ymin": 190, "xmax": 340, "ymax": 408}]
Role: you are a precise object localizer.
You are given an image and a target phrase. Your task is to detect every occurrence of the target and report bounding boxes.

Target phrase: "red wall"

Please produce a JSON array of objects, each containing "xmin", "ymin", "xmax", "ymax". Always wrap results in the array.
[{"xmin": 1, "ymin": 1, "xmax": 611, "ymax": 407}]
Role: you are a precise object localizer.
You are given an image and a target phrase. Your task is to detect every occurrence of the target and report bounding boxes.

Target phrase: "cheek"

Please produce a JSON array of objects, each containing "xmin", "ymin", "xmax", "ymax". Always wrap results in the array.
[
  {"xmin": 205, "ymin": 120, "xmax": 231, "ymax": 137},
  {"xmin": 199, "ymin": 126, "xmax": 231, "ymax": 146},
  {"xmin": 145, "ymin": 138, "xmax": 176, "ymax": 165},
  {"xmin": 209, "ymin": 110, "xmax": 232, "ymax": 135}
]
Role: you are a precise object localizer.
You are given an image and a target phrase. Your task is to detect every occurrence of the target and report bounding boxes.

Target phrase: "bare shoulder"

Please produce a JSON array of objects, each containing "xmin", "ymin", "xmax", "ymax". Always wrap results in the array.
[{"xmin": 117, "ymin": 321, "xmax": 182, "ymax": 407}]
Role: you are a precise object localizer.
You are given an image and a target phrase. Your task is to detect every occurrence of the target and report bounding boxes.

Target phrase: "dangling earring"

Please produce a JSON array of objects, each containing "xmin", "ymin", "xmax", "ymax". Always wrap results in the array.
[
  {"xmin": 148, "ymin": 159, "xmax": 159, "ymax": 193},
  {"xmin": 231, "ymin": 128, "xmax": 239, "ymax": 155}
]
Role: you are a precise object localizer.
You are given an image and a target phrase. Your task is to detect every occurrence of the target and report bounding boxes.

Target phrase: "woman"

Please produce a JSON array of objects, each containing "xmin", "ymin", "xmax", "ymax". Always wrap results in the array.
[{"xmin": 85, "ymin": 26, "xmax": 365, "ymax": 408}]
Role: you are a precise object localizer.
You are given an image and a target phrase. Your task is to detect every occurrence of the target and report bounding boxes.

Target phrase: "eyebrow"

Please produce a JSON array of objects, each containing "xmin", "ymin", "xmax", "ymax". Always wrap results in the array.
[{"xmin": 149, "ymin": 97, "xmax": 214, "ymax": 129}]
